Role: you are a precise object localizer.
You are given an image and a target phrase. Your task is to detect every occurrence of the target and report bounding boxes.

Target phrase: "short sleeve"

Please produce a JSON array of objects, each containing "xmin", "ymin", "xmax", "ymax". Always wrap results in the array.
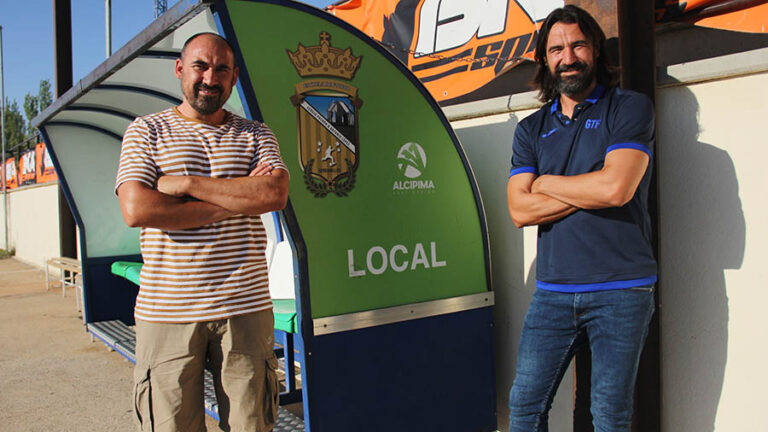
[
  {"xmin": 606, "ymin": 92, "xmax": 655, "ymax": 158},
  {"xmin": 252, "ymin": 123, "xmax": 289, "ymax": 176},
  {"xmin": 115, "ymin": 117, "xmax": 158, "ymax": 195},
  {"xmin": 509, "ymin": 121, "xmax": 539, "ymax": 178}
]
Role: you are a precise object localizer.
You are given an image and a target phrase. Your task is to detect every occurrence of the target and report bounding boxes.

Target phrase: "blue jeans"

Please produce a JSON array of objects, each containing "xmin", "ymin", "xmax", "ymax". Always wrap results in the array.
[{"xmin": 508, "ymin": 287, "xmax": 655, "ymax": 432}]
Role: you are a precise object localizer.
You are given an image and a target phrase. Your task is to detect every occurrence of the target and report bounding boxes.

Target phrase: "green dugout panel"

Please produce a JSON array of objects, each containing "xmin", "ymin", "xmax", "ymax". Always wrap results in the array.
[
  {"xmin": 218, "ymin": 0, "xmax": 490, "ymax": 318},
  {"xmin": 35, "ymin": 1, "xmax": 497, "ymax": 430}
]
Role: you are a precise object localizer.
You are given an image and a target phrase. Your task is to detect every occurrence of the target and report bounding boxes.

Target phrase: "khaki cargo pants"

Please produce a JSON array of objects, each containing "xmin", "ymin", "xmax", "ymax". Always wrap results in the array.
[{"xmin": 133, "ymin": 310, "xmax": 279, "ymax": 432}]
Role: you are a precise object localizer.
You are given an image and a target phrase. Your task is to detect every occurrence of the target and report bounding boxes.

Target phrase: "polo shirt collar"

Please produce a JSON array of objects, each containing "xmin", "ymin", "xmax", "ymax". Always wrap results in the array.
[
  {"xmin": 550, "ymin": 83, "xmax": 607, "ymax": 115},
  {"xmin": 550, "ymin": 98, "xmax": 559, "ymax": 115},
  {"xmin": 585, "ymin": 83, "xmax": 606, "ymax": 104}
]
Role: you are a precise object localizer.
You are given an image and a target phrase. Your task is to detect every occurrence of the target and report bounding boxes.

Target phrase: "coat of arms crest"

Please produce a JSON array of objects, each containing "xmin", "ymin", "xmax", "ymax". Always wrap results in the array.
[{"xmin": 288, "ymin": 32, "xmax": 363, "ymax": 198}]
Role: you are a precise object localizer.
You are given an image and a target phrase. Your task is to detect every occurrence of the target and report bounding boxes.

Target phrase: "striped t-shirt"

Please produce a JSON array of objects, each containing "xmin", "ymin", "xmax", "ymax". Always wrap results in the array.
[{"xmin": 115, "ymin": 107, "xmax": 287, "ymax": 323}]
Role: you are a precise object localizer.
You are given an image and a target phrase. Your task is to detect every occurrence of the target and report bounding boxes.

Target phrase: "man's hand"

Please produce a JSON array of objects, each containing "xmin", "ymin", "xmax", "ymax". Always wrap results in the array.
[
  {"xmin": 507, "ymin": 173, "xmax": 578, "ymax": 228},
  {"xmin": 157, "ymin": 175, "xmax": 190, "ymax": 197},
  {"xmin": 249, "ymin": 162, "xmax": 273, "ymax": 177}
]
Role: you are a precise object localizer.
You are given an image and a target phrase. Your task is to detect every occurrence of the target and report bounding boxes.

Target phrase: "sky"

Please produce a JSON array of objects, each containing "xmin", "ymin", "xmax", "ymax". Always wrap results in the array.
[{"xmin": 0, "ymin": 0, "xmax": 337, "ymax": 116}]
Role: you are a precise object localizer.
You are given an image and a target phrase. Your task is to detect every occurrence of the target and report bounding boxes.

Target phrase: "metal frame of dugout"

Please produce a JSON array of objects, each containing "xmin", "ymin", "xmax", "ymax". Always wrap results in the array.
[{"xmin": 33, "ymin": 1, "xmax": 497, "ymax": 431}]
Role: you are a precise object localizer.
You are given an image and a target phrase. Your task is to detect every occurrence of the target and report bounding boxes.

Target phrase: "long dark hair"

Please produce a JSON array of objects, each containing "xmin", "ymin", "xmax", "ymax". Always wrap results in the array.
[{"xmin": 531, "ymin": 5, "xmax": 618, "ymax": 103}]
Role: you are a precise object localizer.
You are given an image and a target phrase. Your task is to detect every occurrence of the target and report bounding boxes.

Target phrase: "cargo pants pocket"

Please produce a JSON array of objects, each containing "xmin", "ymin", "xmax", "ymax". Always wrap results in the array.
[
  {"xmin": 133, "ymin": 364, "xmax": 154, "ymax": 432},
  {"xmin": 264, "ymin": 355, "xmax": 280, "ymax": 427}
]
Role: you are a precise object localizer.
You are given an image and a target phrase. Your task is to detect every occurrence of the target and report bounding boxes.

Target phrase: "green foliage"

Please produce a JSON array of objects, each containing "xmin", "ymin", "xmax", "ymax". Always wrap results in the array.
[
  {"xmin": 23, "ymin": 94, "xmax": 38, "ymax": 136},
  {"xmin": 2, "ymin": 97, "xmax": 26, "ymax": 149},
  {"xmin": 1, "ymin": 79, "xmax": 52, "ymax": 158},
  {"xmin": 0, "ymin": 248, "xmax": 15, "ymax": 259},
  {"xmin": 21, "ymin": 79, "xmax": 53, "ymax": 137},
  {"xmin": 38, "ymin": 79, "xmax": 53, "ymax": 111}
]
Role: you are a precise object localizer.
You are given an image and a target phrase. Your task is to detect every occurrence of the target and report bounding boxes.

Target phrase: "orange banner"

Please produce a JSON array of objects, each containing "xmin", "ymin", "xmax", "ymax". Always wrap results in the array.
[
  {"xmin": 694, "ymin": 2, "xmax": 768, "ymax": 32},
  {"xmin": 656, "ymin": 0, "xmax": 725, "ymax": 21},
  {"xmin": 35, "ymin": 143, "xmax": 58, "ymax": 183},
  {"xmin": 18, "ymin": 150, "xmax": 36, "ymax": 186},
  {"xmin": 655, "ymin": 0, "xmax": 768, "ymax": 32},
  {"xmin": 331, "ymin": 1, "xmax": 768, "ymax": 103},
  {"xmin": 3, "ymin": 159, "xmax": 18, "ymax": 190},
  {"xmin": 329, "ymin": 0, "xmax": 555, "ymax": 102}
]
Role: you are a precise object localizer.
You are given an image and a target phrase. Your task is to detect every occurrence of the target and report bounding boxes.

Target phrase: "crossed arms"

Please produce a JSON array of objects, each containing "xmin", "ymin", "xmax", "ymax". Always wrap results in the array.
[
  {"xmin": 507, "ymin": 149, "xmax": 649, "ymax": 228},
  {"xmin": 117, "ymin": 162, "xmax": 289, "ymax": 230}
]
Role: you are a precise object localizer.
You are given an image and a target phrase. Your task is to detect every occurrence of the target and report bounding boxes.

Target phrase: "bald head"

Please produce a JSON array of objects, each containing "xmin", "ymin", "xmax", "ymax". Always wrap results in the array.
[{"xmin": 180, "ymin": 32, "xmax": 235, "ymax": 62}]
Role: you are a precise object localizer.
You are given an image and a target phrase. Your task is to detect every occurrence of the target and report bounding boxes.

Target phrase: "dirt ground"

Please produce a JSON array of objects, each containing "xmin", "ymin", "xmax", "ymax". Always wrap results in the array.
[{"xmin": 0, "ymin": 257, "xmax": 220, "ymax": 431}]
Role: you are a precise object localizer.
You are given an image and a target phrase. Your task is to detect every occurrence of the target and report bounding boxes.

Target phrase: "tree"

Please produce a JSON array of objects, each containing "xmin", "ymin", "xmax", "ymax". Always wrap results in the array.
[
  {"xmin": 23, "ymin": 94, "xmax": 38, "ymax": 137},
  {"xmin": 38, "ymin": 79, "xmax": 53, "ymax": 111},
  {"xmin": 21, "ymin": 80, "xmax": 53, "ymax": 139},
  {"xmin": 2, "ymin": 98, "xmax": 26, "ymax": 154}
]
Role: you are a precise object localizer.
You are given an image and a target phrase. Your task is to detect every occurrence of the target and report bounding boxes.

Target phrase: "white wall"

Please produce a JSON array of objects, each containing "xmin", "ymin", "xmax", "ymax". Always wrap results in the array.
[
  {"xmin": 657, "ymin": 72, "xmax": 768, "ymax": 432},
  {"xmin": 1, "ymin": 183, "xmax": 61, "ymax": 268},
  {"xmin": 0, "ymin": 193, "xmax": 7, "ymax": 252},
  {"xmin": 452, "ymin": 112, "xmax": 574, "ymax": 432}
]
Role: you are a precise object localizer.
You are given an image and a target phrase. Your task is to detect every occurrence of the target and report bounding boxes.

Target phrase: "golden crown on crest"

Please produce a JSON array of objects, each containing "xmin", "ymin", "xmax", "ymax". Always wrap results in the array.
[{"xmin": 287, "ymin": 31, "xmax": 361, "ymax": 80}]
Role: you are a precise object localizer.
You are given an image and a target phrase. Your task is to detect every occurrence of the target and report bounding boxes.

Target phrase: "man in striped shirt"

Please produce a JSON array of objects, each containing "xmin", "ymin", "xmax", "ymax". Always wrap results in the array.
[{"xmin": 116, "ymin": 33, "xmax": 289, "ymax": 432}]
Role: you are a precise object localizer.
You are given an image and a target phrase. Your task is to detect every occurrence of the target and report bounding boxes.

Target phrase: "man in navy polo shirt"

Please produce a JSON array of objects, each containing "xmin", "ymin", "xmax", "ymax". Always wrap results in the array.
[{"xmin": 506, "ymin": 6, "xmax": 656, "ymax": 432}]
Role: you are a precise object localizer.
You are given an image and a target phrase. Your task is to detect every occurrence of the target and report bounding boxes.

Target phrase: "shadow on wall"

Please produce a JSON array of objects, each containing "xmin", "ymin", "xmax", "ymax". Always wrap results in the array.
[
  {"xmin": 457, "ymin": 112, "xmax": 572, "ymax": 432},
  {"xmin": 658, "ymin": 83, "xmax": 745, "ymax": 431}
]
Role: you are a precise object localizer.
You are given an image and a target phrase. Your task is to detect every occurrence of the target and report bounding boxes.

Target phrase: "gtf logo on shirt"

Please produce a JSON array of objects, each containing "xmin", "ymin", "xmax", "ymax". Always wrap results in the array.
[
  {"xmin": 585, "ymin": 119, "xmax": 602, "ymax": 129},
  {"xmin": 393, "ymin": 142, "xmax": 435, "ymax": 193}
]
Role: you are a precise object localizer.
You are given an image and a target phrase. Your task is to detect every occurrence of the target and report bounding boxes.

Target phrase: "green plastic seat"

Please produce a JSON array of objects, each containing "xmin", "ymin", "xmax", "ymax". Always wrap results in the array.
[
  {"xmin": 272, "ymin": 298, "xmax": 297, "ymax": 333},
  {"xmin": 110, "ymin": 261, "xmax": 298, "ymax": 333},
  {"xmin": 111, "ymin": 261, "xmax": 143, "ymax": 286}
]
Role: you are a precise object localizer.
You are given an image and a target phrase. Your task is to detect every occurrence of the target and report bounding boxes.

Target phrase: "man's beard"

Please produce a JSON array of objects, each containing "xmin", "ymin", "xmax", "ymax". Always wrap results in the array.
[
  {"xmin": 554, "ymin": 60, "xmax": 595, "ymax": 97},
  {"xmin": 189, "ymin": 83, "xmax": 227, "ymax": 115}
]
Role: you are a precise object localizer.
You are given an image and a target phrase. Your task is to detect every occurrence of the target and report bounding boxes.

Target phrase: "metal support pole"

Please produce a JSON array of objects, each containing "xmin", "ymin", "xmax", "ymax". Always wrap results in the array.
[
  {"xmin": 0, "ymin": 25, "xmax": 8, "ymax": 252},
  {"xmin": 53, "ymin": 0, "xmax": 73, "ymax": 98},
  {"xmin": 617, "ymin": 1, "xmax": 660, "ymax": 431},
  {"xmin": 53, "ymin": 0, "xmax": 77, "ymax": 259},
  {"xmin": 105, "ymin": 0, "xmax": 112, "ymax": 57}
]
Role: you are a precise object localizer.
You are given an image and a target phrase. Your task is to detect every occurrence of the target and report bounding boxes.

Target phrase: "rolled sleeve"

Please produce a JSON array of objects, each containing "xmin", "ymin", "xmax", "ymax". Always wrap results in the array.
[
  {"xmin": 607, "ymin": 92, "xmax": 655, "ymax": 159},
  {"xmin": 509, "ymin": 121, "xmax": 538, "ymax": 178}
]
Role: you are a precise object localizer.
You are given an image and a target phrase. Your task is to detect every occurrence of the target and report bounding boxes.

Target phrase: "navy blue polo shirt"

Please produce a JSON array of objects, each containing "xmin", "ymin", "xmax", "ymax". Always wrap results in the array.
[{"xmin": 509, "ymin": 85, "xmax": 657, "ymax": 292}]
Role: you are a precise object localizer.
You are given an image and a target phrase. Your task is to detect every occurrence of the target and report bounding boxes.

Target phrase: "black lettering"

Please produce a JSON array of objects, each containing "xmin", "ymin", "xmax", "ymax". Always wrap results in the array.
[
  {"xmin": 514, "ymin": 33, "xmax": 534, "ymax": 59},
  {"xmin": 437, "ymin": 14, "xmax": 464, "ymax": 26},
  {"xmin": 493, "ymin": 32, "xmax": 535, "ymax": 75},
  {"xmin": 470, "ymin": 40, "xmax": 504, "ymax": 71},
  {"xmin": 413, "ymin": 49, "xmax": 472, "ymax": 72},
  {"xmin": 420, "ymin": 65, "xmax": 468, "ymax": 83},
  {"xmin": 494, "ymin": 36, "xmax": 521, "ymax": 75}
]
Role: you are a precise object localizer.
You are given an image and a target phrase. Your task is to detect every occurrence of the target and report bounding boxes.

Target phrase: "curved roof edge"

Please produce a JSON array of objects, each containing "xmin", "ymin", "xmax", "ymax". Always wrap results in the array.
[{"xmin": 32, "ymin": 0, "xmax": 211, "ymax": 129}]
